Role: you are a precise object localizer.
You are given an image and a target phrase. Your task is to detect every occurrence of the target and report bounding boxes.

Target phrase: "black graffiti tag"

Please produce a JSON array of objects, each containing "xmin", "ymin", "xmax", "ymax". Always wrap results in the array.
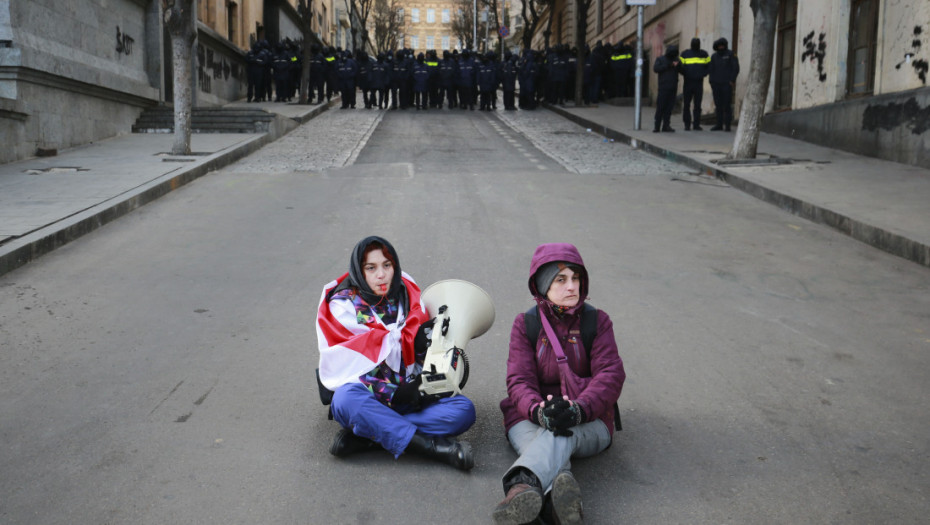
[
  {"xmin": 801, "ymin": 31, "xmax": 827, "ymax": 82},
  {"xmin": 116, "ymin": 26, "xmax": 134, "ymax": 56}
]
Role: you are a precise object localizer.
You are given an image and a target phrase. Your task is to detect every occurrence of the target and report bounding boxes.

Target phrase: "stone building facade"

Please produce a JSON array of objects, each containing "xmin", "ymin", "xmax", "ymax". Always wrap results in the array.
[
  {"xmin": 528, "ymin": 0, "xmax": 930, "ymax": 169},
  {"xmin": 0, "ymin": 0, "xmax": 330, "ymax": 165},
  {"xmin": 396, "ymin": 0, "xmax": 459, "ymax": 55}
]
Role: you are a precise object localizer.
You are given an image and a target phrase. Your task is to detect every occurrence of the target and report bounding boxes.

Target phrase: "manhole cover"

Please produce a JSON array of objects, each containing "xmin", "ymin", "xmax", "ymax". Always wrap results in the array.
[{"xmin": 23, "ymin": 167, "xmax": 89, "ymax": 175}]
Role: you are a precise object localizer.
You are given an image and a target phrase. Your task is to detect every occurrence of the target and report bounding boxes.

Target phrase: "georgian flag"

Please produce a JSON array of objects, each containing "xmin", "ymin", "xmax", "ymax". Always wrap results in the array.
[{"xmin": 316, "ymin": 271, "xmax": 427, "ymax": 391}]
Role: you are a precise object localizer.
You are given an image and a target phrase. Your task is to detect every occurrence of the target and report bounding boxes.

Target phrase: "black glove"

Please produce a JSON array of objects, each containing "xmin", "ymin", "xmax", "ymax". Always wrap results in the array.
[
  {"xmin": 392, "ymin": 376, "xmax": 423, "ymax": 408},
  {"xmin": 540, "ymin": 397, "xmax": 584, "ymax": 437},
  {"xmin": 532, "ymin": 399, "xmax": 570, "ymax": 436},
  {"xmin": 414, "ymin": 318, "xmax": 435, "ymax": 356}
]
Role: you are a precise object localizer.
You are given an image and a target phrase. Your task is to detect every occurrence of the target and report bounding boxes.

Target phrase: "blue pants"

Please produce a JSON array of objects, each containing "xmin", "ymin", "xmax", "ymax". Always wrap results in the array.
[{"xmin": 331, "ymin": 382, "xmax": 476, "ymax": 458}]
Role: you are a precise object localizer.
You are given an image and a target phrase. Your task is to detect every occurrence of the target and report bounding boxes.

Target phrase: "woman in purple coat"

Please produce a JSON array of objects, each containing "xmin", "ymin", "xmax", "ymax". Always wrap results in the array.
[{"xmin": 493, "ymin": 243, "xmax": 626, "ymax": 525}]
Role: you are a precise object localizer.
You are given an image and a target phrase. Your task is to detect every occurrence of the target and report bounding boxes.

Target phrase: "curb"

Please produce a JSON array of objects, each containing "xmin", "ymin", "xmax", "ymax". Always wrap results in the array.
[
  {"xmin": 0, "ymin": 101, "xmax": 335, "ymax": 277},
  {"xmin": 546, "ymin": 104, "xmax": 930, "ymax": 269}
]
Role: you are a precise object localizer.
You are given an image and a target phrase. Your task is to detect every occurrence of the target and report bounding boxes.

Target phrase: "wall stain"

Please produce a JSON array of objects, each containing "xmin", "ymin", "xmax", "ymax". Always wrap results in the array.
[
  {"xmin": 862, "ymin": 97, "xmax": 930, "ymax": 135},
  {"xmin": 801, "ymin": 31, "xmax": 827, "ymax": 82}
]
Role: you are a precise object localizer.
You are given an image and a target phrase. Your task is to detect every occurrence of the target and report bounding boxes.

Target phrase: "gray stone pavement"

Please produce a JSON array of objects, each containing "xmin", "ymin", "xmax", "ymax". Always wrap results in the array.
[
  {"xmin": 1, "ymin": 96, "xmax": 928, "ymax": 277},
  {"xmin": 550, "ymin": 102, "xmax": 930, "ymax": 268}
]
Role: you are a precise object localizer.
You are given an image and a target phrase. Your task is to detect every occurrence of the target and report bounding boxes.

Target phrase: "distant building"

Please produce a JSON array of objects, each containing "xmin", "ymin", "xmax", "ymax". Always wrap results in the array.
[{"xmin": 395, "ymin": 1, "xmax": 460, "ymax": 54}]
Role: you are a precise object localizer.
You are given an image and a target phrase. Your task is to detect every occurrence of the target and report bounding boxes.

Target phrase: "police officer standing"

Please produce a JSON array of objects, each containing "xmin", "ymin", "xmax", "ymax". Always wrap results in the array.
[
  {"xmin": 501, "ymin": 51, "xmax": 518, "ymax": 110},
  {"xmin": 708, "ymin": 37, "xmax": 740, "ymax": 131},
  {"xmin": 608, "ymin": 43, "xmax": 634, "ymax": 98},
  {"xmin": 653, "ymin": 44, "xmax": 681, "ymax": 132},
  {"xmin": 679, "ymin": 38, "xmax": 710, "ymax": 130},
  {"xmin": 440, "ymin": 50, "xmax": 459, "ymax": 109},
  {"xmin": 309, "ymin": 45, "xmax": 326, "ymax": 103},
  {"xmin": 337, "ymin": 51, "xmax": 359, "ymax": 109},
  {"xmin": 246, "ymin": 42, "xmax": 265, "ymax": 103}
]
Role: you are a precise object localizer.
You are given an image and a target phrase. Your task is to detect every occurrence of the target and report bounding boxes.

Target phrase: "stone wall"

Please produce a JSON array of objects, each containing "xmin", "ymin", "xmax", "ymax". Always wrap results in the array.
[
  {"xmin": 195, "ymin": 24, "xmax": 247, "ymax": 107},
  {"xmin": 0, "ymin": 0, "xmax": 159, "ymax": 163},
  {"xmin": 763, "ymin": 86, "xmax": 930, "ymax": 169}
]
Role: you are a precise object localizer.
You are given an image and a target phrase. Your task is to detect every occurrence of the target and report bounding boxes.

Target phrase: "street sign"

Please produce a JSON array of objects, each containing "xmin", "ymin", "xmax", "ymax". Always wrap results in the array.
[
  {"xmin": 499, "ymin": 26, "xmax": 509, "ymax": 37},
  {"xmin": 626, "ymin": 0, "xmax": 656, "ymax": 5}
]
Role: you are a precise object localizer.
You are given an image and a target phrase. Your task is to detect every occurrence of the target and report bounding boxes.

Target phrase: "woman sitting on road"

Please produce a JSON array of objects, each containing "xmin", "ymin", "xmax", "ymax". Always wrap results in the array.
[
  {"xmin": 315, "ymin": 236, "xmax": 477, "ymax": 470},
  {"xmin": 494, "ymin": 243, "xmax": 626, "ymax": 524}
]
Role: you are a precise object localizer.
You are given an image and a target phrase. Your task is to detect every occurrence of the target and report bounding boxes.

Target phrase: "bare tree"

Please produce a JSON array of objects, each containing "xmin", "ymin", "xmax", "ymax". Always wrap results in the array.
[
  {"xmin": 573, "ymin": 0, "xmax": 594, "ymax": 105},
  {"xmin": 728, "ymin": 0, "xmax": 778, "ymax": 159},
  {"xmin": 451, "ymin": 0, "xmax": 476, "ymax": 50},
  {"xmin": 297, "ymin": 0, "xmax": 314, "ymax": 104},
  {"xmin": 372, "ymin": 0, "xmax": 402, "ymax": 54},
  {"xmin": 486, "ymin": 0, "xmax": 501, "ymax": 54},
  {"xmin": 520, "ymin": 0, "xmax": 550, "ymax": 51},
  {"xmin": 163, "ymin": 0, "xmax": 196, "ymax": 155},
  {"xmin": 344, "ymin": 0, "xmax": 376, "ymax": 51}
]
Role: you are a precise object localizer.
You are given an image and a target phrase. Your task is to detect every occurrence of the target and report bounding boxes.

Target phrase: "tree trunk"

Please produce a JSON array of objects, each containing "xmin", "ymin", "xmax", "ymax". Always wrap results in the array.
[
  {"xmin": 299, "ymin": 41, "xmax": 312, "ymax": 104},
  {"xmin": 164, "ymin": 1, "xmax": 197, "ymax": 156},
  {"xmin": 727, "ymin": 0, "xmax": 778, "ymax": 160}
]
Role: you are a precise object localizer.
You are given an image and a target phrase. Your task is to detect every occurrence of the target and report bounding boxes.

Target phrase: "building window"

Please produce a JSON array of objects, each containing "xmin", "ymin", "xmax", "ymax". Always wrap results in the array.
[
  {"xmin": 427, "ymin": 8, "xmax": 435, "ymax": 24},
  {"xmin": 775, "ymin": 0, "xmax": 797, "ymax": 109},
  {"xmin": 442, "ymin": 9, "xmax": 450, "ymax": 24},
  {"xmin": 442, "ymin": 35, "xmax": 450, "ymax": 50},
  {"xmin": 427, "ymin": 35, "xmax": 435, "ymax": 49},
  {"xmin": 227, "ymin": 1, "xmax": 238, "ymax": 46},
  {"xmin": 412, "ymin": 8, "xmax": 419, "ymax": 23},
  {"xmin": 411, "ymin": 35, "xmax": 419, "ymax": 48},
  {"xmin": 847, "ymin": 0, "xmax": 878, "ymax": 96}
]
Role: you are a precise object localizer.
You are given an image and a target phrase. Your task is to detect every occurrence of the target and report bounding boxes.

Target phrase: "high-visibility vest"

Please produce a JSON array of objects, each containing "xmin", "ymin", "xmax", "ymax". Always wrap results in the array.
[
  {"xmin": 611, "ymin": 54, "xmax": 632, "ymax": 61},
  {"xmin": 680, "ymin": 56, "xmax": 711, "ymax": 65}
]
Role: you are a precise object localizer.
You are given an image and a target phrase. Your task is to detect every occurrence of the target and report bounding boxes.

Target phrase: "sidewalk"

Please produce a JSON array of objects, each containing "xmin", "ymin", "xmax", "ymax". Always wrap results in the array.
[
  {"xmin": 549, "ymin": 102, "xmax": 930, "ymax": 268},
  {"xmin": 1, "ymin": 98, "xmax": 928, "ymax": 277},
  {"xmin": 0, "ymin": 100, "xmax": 333, "ymax": 276}
]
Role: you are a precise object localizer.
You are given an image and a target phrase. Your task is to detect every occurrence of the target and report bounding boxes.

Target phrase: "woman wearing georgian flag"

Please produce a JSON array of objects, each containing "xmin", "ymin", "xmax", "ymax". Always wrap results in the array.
[{"xmin": 316, "ymin": 236, "xmax": 476, "ymax": 470}]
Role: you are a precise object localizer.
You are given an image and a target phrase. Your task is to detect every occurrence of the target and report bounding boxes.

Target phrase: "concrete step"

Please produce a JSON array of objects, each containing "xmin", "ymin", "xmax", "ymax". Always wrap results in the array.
[{"xmin": 132, "ymin": 107, "xmax": 276, "ymax": 134}]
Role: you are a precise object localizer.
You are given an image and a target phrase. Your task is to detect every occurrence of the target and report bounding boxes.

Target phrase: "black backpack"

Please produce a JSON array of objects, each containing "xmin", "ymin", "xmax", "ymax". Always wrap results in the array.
[{"xmin": 524, "ymin": 303, "xmax": 622, "ymax": 431}]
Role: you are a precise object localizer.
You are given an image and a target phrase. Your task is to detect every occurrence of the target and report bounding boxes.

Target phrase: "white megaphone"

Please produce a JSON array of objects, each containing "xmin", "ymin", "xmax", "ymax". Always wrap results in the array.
[{"xmin": 419, "ymin": 279, "xmax": 495, "ymax": 399}]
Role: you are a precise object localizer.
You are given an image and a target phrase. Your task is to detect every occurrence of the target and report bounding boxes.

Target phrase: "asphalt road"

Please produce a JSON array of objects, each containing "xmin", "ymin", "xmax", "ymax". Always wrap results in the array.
[{"xmin": 1, "ymin": 106, "xmax": 929, "ymax": 524}]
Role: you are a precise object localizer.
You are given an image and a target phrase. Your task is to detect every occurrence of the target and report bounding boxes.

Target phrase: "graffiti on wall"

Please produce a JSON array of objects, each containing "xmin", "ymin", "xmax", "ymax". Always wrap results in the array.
[
  {"xmin": 194, "ymin": 44, "xmax": 240, "ymax": 94},
  {"xmin": 895, "ymin": 25, "xmax": 928, "ymax": 84},
  {"xmin": 196, "ymin": 45, "xmax": 211, "ymax": 93},
  {"xmin": 801, "ymin": 32, "xmax": 827, "ymax": 82},
  {"xmin": 863, "ymin": 97, "xmax": 930, "ymax": 135},
  {"xmin": 116, "ymin": 26, "xmax": 134, "ymax": 56}
]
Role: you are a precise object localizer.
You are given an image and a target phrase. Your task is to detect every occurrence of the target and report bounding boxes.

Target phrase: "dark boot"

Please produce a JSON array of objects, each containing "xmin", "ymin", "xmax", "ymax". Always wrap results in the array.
[
  {"xmin": 492, "ymin": 483, "xmax": 543, "ymax": 524},
  {"xmin": 551, "ymin": 470, "xmax": 584, "ymax": 524},
  {"xmin": 405, "ymin": 433, "xmax": 474, "ymax": 470},
  {"xmin": 329, "ymin": 428, "xmax": 378, "ymax": 457}
]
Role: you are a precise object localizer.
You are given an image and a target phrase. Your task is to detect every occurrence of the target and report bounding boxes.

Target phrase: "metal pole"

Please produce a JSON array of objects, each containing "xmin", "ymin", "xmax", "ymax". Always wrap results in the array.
[{"xmin": 634, "ymin": 6, "xmax": 644, "ymax": 130}]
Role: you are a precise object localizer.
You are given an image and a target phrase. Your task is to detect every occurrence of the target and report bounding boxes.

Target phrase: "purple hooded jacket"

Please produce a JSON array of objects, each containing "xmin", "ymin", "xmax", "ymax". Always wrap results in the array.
[{"xmin": 499, "ymin": 243, "xmax": 626, "ymax": 437}]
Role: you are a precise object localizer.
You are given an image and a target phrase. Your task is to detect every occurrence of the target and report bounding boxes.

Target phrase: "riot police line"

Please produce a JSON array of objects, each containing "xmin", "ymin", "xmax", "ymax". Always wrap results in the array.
[{"xmin": 246, "ymin": 39, "xmax": 638, "ymax": 112}]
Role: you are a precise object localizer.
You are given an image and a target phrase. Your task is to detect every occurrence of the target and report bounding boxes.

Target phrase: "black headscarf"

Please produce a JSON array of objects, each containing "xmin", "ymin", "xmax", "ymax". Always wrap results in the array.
[{"xmin": 329, "ymin": 236, "xmax": 409, "ymax": 312}]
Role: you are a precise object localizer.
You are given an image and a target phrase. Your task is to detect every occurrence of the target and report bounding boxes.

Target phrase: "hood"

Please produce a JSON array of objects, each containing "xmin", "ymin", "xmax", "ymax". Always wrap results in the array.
[
  {"xmin": 665, "ymin": 44, "xmax": 679, "ymax": 58},
  {"xmin": 691, "ymin": 38, "xmax": 701, "ymax": 51},
  {"xmin": 527, "ymin": 243, "xmax": 589, "ymax": 306},
  {"xmin": 714, "ymin": 38, "xmax": 729, "ymax": 52}
]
